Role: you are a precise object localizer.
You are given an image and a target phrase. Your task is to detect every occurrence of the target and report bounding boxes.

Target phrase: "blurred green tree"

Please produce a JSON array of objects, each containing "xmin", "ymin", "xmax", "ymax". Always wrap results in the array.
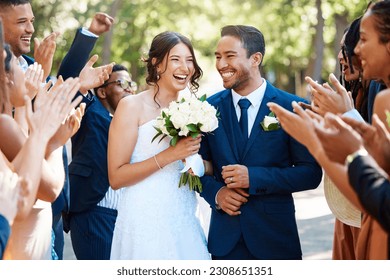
[{"xmin": 30, "ymin": 0, "xmax": 371, "ymax": 95}]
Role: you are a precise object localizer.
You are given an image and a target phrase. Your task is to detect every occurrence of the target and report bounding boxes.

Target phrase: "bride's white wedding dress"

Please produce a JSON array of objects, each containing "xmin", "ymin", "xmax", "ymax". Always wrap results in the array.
[{"xmin": 110, "ymin": 120, "xmax": 210, "ymax": 260}]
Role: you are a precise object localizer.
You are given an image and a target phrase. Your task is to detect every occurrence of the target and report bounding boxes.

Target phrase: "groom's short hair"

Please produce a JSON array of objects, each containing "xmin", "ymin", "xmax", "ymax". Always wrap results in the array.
[{"xmin": 220, "ymin": 25, "xmax": 265, "ymax": 66}]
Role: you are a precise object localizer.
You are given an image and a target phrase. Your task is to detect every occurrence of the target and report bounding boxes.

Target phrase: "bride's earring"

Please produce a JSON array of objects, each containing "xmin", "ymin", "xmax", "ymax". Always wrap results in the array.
[{"xmin": 156, "ymin": 68, "xmax": 160, "ymax": 80}]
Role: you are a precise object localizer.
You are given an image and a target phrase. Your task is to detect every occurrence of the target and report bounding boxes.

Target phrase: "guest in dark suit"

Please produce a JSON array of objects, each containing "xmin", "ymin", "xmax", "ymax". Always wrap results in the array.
[
  {"xmin": 199, "ymin": 25, "xmax": 322, "ymax": 260},
  {"xmin": 67, "ymin": 64, "xmax": 133, "ymax": 259},
  {"xmin": 52, "ymin": 12, "xmax": 115, "ymax": 260},
  {"xmin": 54, "ymin": 8, "xmax": 126, "ymax": 262}
]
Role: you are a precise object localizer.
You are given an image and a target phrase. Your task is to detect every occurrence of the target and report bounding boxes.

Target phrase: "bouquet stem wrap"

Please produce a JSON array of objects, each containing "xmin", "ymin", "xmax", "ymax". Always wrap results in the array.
[{"xmin": 179, "ymin": 153, "xmax": 205, "ymax": 192}]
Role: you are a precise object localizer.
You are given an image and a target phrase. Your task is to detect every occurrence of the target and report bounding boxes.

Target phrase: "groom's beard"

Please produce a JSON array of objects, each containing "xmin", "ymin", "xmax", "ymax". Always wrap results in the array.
[{"xmin": 224, "ymin": 68, "xmax": 251, "ymax": 91}]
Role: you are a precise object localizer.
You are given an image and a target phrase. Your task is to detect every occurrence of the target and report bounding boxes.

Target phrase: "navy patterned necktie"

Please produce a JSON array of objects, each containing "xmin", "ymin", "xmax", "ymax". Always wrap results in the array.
[{"xmin": 238, "ymin": 98, "xmax": 251, "ymax": 138}]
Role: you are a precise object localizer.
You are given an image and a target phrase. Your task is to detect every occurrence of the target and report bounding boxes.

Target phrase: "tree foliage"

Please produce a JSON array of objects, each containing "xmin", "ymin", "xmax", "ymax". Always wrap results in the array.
[{"xmin": 30, "ymin": 0, "xmax": 371, "ymax": 94}]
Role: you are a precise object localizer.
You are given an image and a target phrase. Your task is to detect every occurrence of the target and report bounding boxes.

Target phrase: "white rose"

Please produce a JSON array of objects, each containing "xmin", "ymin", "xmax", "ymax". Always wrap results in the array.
[
  {"xmin": 155, "ymin": 117, "xmax": 164, "ymax": 130},
  {"xmin": 168, "ymin": 101, "xmax": 179, "ymax": 112},
  {"xmin": 263, "ymin": 115, "xmax": 279, "ymax": 128},
  {"xmin": 178, "ymin": 125, "xmax": 189, "ymax": 136},
  {"xmin": 170, "ymin": 111, "xmax": 188, "ymax": 130},
  {"xmin": 178, "ymin": 101, "xmax": 191, "ymax": 115},
  {"xmin": 189, "ymin": 98, "xmax": 203, "ymax": 111},
  {"xmin": 200, "ymin": 114, "xmax": 219, "ymax": 132},
  {"xmin": 188, "ymin": 110, "xmax": 204, "ymax": 125}
]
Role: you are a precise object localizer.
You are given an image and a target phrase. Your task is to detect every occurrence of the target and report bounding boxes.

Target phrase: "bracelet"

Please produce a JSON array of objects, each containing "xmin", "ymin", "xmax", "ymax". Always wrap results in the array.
[{"xmin": 153, "ymin": 155, "xmax": 162, "ymax": 170}]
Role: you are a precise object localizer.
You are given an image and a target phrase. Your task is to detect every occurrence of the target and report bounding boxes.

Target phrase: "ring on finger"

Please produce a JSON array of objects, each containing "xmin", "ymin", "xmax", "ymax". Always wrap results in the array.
[{"xmin": 229, "ymin": 177, "xmax": 233, "ymax": 183}]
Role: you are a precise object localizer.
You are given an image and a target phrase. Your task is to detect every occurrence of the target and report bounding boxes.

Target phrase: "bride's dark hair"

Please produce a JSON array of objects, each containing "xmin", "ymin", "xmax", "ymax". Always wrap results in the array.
[{"xmin": 142, "ymin": 31, "xmax": 203, "ymax": 107}]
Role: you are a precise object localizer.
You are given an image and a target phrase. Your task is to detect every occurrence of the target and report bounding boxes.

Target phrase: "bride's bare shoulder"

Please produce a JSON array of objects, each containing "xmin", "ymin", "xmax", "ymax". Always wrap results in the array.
[{"xmin": 115, "ymin": 90, "xmax": 153, "ymax": 117}]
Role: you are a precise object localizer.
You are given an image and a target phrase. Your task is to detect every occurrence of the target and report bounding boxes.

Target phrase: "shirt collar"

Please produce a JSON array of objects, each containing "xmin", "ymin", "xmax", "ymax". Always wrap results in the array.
[{"xmin": 231, "ymin": 78, "xmax": 267, "ymax": 108}]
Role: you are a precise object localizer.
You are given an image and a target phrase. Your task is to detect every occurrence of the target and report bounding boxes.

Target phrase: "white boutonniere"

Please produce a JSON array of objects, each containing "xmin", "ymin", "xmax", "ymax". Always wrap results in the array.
[{"xmin": 260, "ymin": 112, "xmax": 280, "ymax": 131}]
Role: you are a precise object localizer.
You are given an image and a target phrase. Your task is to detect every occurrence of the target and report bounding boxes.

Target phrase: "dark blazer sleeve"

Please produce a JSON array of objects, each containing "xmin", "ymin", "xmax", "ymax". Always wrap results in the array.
[
  {"xmin": 0, "ymin": 214, "xmax": 10, "ymax": 259},
  {"xmin": 57, "ymin": 28, "xmax": 98, "ymax": 80},
  {"xmin": 348, "ymin": 155, "xmax": 390, "ymax": 233},
  {"xmin": 51, "ymin": 28, "xmax": 98, "ymax": 216}
]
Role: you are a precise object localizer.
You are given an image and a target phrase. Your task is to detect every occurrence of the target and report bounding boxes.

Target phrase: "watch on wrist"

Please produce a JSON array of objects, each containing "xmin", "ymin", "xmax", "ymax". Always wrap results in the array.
[{"xmin": 345, "ymin": 148, "xmax": 368, "ymax": 166}]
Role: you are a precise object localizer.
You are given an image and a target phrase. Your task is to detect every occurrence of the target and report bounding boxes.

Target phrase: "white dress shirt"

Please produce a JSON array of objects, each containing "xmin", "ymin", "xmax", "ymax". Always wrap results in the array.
[{"xmin": 231, "ymin": 78, "xmax": 267, "ymax": 137}]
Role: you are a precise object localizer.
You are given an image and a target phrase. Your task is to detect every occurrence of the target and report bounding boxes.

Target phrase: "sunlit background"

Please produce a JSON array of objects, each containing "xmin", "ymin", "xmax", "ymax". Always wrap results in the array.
[{"xmin": 31, "ymin": 0, "xmax": 370, "ymax": 98}]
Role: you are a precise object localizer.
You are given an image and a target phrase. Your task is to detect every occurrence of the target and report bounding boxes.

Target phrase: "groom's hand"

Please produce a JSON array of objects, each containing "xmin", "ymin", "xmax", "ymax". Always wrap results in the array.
[
  {"xmin": 217, "ymin": 187, "xmax": 248, "ymax": 216},
  {"xmin": 221, "ymin": 164, "xmax": 249, "ymax": 189}
]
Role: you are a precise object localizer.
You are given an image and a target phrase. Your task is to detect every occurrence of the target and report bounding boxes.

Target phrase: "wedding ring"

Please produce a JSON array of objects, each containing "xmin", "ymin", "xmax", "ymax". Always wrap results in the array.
[{"xmin": 229, "ymin": 177, "xmax": 233, "ymax": 183}]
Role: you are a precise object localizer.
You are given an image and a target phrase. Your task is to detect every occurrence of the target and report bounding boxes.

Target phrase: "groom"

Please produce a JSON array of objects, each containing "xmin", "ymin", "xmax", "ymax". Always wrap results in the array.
[{"xmin": 199, "ymin": 25, "xmax": 323, "ymax": 260}]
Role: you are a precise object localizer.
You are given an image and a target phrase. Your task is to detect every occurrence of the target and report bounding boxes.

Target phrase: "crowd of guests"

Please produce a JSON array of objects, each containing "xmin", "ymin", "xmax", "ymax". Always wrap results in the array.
[
  {"xmin": 269, "ymin": 0, "xmax": 390, "ymax": 259},
  {"xmin": 0, "ymin": 0, "xmax": 389, "ymax": 260}
]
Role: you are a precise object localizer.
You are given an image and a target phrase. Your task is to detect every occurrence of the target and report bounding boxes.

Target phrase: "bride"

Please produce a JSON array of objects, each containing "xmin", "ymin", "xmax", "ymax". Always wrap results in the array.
[{"xmin": 108, "ymin": 31, "xmax": 210, "ymax": 260}]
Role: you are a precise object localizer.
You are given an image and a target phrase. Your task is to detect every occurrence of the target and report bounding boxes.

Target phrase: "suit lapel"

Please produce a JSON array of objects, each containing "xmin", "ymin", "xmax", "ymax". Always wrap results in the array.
[
  {"xmin": 218, "ymin": 90, "xmax": 241, "ymax": 161},
  {"xmin": 242, "ymin": 82, "xmax": 277, "ymax": 159}
]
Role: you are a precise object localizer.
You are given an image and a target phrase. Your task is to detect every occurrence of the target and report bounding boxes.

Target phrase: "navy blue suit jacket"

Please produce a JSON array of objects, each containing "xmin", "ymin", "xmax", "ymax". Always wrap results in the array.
[
  {"xmin": 68, "ymin": 96, "xmax": 112, "ymax": 213},
  {"xmin": 57, "ymin": 28, "xmax": 111, "ymax": 213},
  {"xmin": 199, "ymin": 81, "xmax": 323, "ymax": 259},
  {"xmin": 56, "ymin": 28, "xmax": 98, "ymax": 215}
]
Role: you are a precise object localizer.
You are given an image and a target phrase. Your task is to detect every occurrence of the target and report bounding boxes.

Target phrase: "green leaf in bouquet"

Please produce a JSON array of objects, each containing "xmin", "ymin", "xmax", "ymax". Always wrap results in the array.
[
  {"xmin": 165, "ymin": 118, "xmax": 172, "ymax": 127},
  {"xmin": 183, "ymin": 172, "xmax": 189, "ymax": 185},
  {"xmin": 157, "ymin": 134, "xmax": 168, "ymax": 144},
  {"xmin": 190, "ymin": 131, "xmax": 200, "ymax": 138},
  {"xmin": 186, "ymin": 123, "xmax": 198, "ymax": 132},
  {"xmin": 199, "ymin": 94, "xmax": 207, "ymax": 102},
  {"xmin": 170, "ymin": 135, "xmax": 178, "ymax": 146},
  {"xmin": 151, "ymin": 130, "xmax": 162, "ymax": 143},
  {"xmin": 162, "ymin": 111, "xmax": 167, "ymax": 118},
  {"xmin": 269, "ymin": 111, "xmax": 275, "ymax": 118},
  {"xmin": 195, "ymin": 177, "xmax": 203, "ymax": 192},
  {"xmin": 179, "ymin": 172, "xmax": 184, "ymax": 187},
  {"xmin": 169, "ymin": 128, "xmax": 178, "ymax": 136}
]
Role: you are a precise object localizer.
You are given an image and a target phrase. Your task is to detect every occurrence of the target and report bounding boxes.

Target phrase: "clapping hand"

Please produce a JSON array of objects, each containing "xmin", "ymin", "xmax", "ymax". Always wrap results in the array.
[
  {"xmin": 306, "ymin": 73, "xmax": 354, "ymax": 117},
  {"xmin": 25, "ymin": 77, "xmax": 82, "ymax": 142},
  {"xmin": 24, "ymin": 62, "xmax": 44, "ymax": 101},
  {"xmin": 34, "ymin": 32, "xmax": 60, "ymax": 81},
  {"xmin": 267, "ymin": 101, "xmax": 324, "ymax": 157},
  {"xmin": 314, "ymin": 113, "xmax": 363, "ymax": 165},
  {"xmin": 79, "ymin": 55, "xmax": 114, "ymax": 94},
  {"xmin": 0, "ymin": 170, "xmax": 31, "ymax": 225},
  {"xmin": 342, "ymin": 114, "xmax": 390, "ymax": 175},
  {"xmin": 46, "ymin": 103, "xmax": 86, "ymax": 157}
]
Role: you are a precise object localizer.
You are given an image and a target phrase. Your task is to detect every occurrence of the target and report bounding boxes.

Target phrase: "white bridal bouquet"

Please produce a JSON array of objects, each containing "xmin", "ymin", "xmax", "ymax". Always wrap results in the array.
[{"xmin": 152, "ymin": 94, "xmax": 219, "ymax": 192}]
